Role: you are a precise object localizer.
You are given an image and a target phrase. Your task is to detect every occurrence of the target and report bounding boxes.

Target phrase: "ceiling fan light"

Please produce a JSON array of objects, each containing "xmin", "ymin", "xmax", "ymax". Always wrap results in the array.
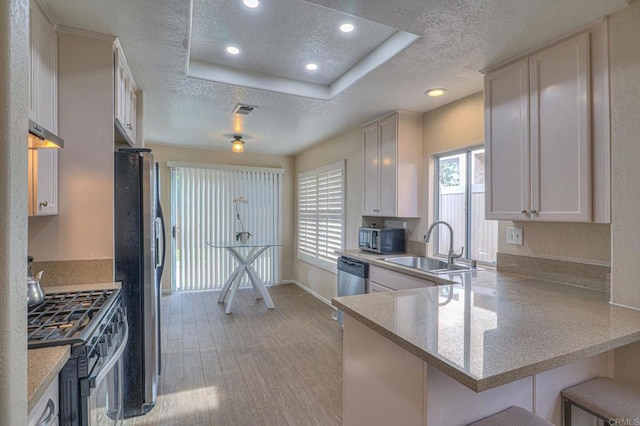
[{"xmin": 231, "ymin": 136, "xmax": 245, "ymax": 153}]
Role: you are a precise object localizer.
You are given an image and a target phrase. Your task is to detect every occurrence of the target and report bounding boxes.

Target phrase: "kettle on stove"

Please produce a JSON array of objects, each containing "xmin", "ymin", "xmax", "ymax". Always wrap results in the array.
[{"xmin": 27, "ymin": 255, "xmax": 45, "ymax": 307}]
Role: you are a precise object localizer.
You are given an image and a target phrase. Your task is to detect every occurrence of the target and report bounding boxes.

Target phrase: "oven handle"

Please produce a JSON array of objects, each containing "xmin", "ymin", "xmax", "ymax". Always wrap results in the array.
[
  {"xmin": 37, "ymin": 399, "xmax": 55, "ymax": 426},
  {"xmin": 90, "ymin": 320, "xmax": 129, "ymax": 389}
]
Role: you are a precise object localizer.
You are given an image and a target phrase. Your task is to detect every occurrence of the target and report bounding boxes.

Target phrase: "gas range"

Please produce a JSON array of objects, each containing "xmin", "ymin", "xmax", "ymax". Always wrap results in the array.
[
  {"xmin": 28, "ymin": 289, "xmax": 120, "ymax": 349},
  {"xmin": 28, "ymin": 288, "xmax": 127, "ymax": 425}
]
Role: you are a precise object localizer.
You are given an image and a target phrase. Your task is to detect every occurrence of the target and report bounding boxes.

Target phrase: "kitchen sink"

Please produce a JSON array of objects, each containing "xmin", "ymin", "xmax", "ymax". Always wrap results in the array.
[{"xmin": 383, "ymin": 256, "xmax": 478, "ymax": 274}]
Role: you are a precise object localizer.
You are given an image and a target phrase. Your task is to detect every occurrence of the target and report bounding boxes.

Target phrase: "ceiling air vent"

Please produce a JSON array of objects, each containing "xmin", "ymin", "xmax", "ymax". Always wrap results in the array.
[{"xmin": 232, "ymin": 104, "xmax": 257, "ymax": 115}]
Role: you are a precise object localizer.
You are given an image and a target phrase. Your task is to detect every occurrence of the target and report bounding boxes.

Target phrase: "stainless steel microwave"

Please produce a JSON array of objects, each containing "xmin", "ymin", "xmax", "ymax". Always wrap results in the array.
[{"xmin": 358, "ymin": 227, "xmax": 405, "ymax": 254}]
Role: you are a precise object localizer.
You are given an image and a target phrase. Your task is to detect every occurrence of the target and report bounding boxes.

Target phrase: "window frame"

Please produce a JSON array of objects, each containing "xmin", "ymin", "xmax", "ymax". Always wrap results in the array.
[
  {"xmin": 297, "ymin": 160, "xmax": 345, "ymax": 273},
  {"xmin": 433, "ymin": 145, "xmax": 495, "ymax": 266}
]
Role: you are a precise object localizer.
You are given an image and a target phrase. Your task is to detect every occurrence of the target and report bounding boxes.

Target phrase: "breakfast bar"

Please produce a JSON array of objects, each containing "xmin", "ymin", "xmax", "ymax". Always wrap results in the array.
[{"xmin": 333, "ymin": 272, "xmax": 640, "ymax": 425}]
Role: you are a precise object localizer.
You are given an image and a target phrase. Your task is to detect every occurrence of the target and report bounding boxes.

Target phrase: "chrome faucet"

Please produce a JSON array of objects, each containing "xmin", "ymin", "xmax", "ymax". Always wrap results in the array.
[{"xmin": 423, "ymin": 221, "xmax": 464, "ymax": 268}]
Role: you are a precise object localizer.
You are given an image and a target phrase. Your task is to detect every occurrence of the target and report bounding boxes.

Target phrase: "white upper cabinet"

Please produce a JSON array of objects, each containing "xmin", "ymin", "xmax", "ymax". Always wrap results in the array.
[
  {"xmin": 362, "ymin": 123, "xmax": 380, "ymax": 215},
  {"xmin": 29, "ymin": 148, "xmax": 59, "ymax": 217},
  {"xmin": 28, "ymin": 0, "xmax": 59, "ymax": 217},
  {"xmin": 362, "ymin": 112, "xmax": 422, "ymax": 218},
  {"xmin": 29, "ymin": 0, "xmax": 58, "ymax": 133},
  {"xmin": 530, "ymin": 34, "xmax": 591, "ymax": 222},
  {"xmin": 485, "ymin": 24, "xmax": 609, "ymax": 223},
  {"xmin": 114, "ymin": 40, "xmax": 138, "ymax": 146},
  {"xmin": 485, "ymin": 59, "xmax": 530, "ymax": 220}
]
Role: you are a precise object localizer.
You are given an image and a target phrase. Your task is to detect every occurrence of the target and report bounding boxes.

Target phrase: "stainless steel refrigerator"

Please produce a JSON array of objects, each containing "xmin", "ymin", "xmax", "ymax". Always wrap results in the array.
[{"xmin": 114, "ymin": 148, "xmax": 166, "ymax": 418}]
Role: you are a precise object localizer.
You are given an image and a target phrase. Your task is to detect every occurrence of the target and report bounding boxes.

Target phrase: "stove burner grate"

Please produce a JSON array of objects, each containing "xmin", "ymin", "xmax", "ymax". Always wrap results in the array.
[{"xmin": 28, "ymin": 289, "xmax": 118, "ymax": 348}]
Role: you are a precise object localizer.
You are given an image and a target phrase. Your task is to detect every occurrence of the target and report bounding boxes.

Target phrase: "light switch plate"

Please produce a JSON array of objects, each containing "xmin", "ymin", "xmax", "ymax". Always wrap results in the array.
[{"xmin": 506, "ymin": 226, "xmax": 524, "ymax": 245}]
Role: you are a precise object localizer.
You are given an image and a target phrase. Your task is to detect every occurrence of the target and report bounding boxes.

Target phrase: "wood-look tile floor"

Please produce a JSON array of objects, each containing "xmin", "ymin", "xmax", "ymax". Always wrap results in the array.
[{"xmin": 123, "ymin": 284, "xmax": 344, "ymax": 426}]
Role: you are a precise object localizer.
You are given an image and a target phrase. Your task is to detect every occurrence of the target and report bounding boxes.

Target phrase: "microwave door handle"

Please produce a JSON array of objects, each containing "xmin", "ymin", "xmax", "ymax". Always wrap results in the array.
[{"xmin": 89, "ymin": 320, "xmax": 129, "ymax": 389}]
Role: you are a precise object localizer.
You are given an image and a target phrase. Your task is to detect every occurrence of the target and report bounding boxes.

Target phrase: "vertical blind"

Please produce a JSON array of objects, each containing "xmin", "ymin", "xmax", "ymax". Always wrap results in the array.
[
  {"xmin": 297, "ymin": 160, "xmax": 345, "ymax": 271},
  {"xmin": 171, "ymin": 164, "xmax": 283, "ymax": 291}
]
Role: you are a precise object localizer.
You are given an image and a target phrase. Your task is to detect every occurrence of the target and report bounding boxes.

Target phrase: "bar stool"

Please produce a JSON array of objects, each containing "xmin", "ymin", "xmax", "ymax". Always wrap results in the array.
[
  {"xmin": 561, "ymin": 377, "xmax": 640, "ymax": 425},
  {"xmin": 468, "ymin": 406, "xmax": 553, "ymax": 426}
]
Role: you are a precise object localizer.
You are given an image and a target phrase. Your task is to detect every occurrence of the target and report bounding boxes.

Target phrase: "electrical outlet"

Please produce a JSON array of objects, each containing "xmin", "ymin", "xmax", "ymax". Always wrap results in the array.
[{"xmin": 506, "ymin": 226, "xmax": 524, "ymax": 245}]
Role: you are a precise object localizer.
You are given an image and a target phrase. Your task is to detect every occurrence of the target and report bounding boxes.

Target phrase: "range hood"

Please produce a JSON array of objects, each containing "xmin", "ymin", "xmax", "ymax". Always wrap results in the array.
[{"xmin": 28, "ymin": 120, "xmax": 64, "ymax": 148}]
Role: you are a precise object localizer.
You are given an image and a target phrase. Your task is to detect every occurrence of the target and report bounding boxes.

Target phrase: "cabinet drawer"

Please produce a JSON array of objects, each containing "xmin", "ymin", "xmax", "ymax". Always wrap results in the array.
[
  {"xmin": 28, "ymin": 375, "xmax": 59, "ymax": 426},
  {"xmin": 369, "ymin": 281, "xmax": 393, "ymax": 293},
  {"xmin": 370, "ymin": 265, "xmax": 436, "ymax": 291}
]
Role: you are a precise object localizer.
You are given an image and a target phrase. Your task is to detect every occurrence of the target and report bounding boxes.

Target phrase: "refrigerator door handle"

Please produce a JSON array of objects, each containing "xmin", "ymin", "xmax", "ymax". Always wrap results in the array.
[
  {"xmin": 154, "ymin": 217, "xmax": 163, "ymax": 269},
  {"xmin": 160, "ymin": 216, "xmax": 166, "ymax": 270}
]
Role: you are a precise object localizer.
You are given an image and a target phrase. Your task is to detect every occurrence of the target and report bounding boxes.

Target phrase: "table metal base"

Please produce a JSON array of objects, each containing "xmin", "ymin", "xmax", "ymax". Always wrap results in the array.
[{"xmin": 217, "ymin": 246, "xmax": 275, "ymax": 314}]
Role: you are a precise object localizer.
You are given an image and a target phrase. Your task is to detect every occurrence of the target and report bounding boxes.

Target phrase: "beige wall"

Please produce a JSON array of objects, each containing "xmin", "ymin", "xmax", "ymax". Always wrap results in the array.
[
  {"xmin": 28, "ymin": 33, "xmax": 115, "ymax": 262},
  {"xmin": 294, "ymin": 127, "xmax": 362, "ymax": 302},
  {"xmin": 610, "ymin": 0, "xmax": 640, "ymax": 308},
  {"xmin": 419, "ymin": 92, "xmax": 485, "ymax": 247},
  {"xmin": 498, "ymin": 222, "xmax": 611, "ymax": 264},
  {"xmin": 147, "ymin": 143, "xmax": 295, "ymax": 292},
  {"xmin": 609, "ymin": 1, "xmax": 640, "ymax": 385},
  {"xmin": 0, "ymin": 0, "xmax": 29, "ymax": 422}
]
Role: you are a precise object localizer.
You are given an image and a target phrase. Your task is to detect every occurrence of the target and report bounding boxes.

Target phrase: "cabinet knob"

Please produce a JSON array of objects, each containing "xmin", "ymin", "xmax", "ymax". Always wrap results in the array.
[
  {"xmin": 520, "ymin": 209, "xmax": 528, "ymax": 214},
  {"xmin": 39, "ymin": 201, "xmax": 48, "ymax": 208},
  {"xmin": 530, "ymin": 209, "xmax": 537, "ymax": 215}
]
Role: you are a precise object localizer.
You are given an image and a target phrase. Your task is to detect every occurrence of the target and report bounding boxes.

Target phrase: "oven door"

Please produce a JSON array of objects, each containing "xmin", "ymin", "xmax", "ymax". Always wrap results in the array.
[{"xmin": 87, "ymin": 320, "xmax": 129, "ymax": 425}]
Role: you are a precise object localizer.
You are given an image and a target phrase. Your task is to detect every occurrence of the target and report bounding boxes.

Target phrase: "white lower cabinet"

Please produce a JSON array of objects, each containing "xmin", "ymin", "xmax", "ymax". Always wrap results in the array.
[
  {"xmin": 369, "ymin": 265, "xmax": 436, "ymax": 292},
  {"xmin": 28, "ymin": 376, "xmax": 59, "ymax": 426},
  {"xmin": 369, "ymin": 281, "xmax": 393, "ymax": 293}
]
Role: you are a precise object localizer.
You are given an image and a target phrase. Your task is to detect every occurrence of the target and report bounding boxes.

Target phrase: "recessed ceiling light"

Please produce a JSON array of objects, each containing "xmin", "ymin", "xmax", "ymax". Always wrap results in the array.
[
  {"xmin": 226, "ymin": 46, "xmax": 240, "ymax": 55},
  {"xmin": 306, "ymin": 63, "xmax": 318, "ymax": 71},
  {"xmin": 242, "ymin": 0, "xmax": 259, "ymax": 8},
  {"xmin": 425, "ymin": 88, "xmax": 447, "ymax": 97},
  {"xmin": 340, "ymin": 23, "xmax": 355, "ymax": 33}
]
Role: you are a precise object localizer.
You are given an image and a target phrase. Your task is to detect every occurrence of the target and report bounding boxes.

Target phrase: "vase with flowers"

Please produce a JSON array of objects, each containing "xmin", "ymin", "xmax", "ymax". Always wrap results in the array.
[{"xmin": 234, "ymin": 195, "xmax": 252, "ymax": 244}]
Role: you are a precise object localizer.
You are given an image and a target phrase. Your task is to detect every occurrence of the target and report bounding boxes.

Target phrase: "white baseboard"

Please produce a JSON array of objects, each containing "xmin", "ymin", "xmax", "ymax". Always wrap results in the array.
[{"xmin": 283, "ymin": 279, "xmax": 336, "ymax": 309}]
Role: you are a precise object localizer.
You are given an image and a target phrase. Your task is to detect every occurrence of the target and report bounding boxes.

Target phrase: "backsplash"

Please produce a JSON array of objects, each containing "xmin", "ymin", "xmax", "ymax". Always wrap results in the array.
[
  {"xmin": 31, "ymin": 259, "xmax": 113, "ymax": 286},
  {"xmin": 406, "ymin": 239, "xmax": 427, "ymax": 257},
  {"xmin": 496, "ymin": 252, "xmax": 610, "ymax": 295}
]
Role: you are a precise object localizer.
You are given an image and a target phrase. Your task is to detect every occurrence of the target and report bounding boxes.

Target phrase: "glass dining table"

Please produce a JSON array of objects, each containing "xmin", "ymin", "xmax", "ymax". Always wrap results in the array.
[{"xmin": 207, "ymin": 241, "xmax": 281, "ymax": 314}]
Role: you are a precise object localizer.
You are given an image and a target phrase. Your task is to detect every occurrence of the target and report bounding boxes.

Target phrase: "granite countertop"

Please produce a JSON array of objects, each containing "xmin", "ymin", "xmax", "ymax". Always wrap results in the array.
[
  {"xmin": 332, "ymin": 253, "xmax": 640, "ymax": 392},
  {"xmin": 28, "ymin": 282, "xmax": 121, "ymax": 414},
  {"xmin": 28, "ymin": 346, "xmax": 70, "ymax": 414}
]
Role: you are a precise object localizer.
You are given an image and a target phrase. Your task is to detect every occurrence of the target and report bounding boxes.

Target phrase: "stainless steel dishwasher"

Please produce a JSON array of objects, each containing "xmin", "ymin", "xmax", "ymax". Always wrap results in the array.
[{"xmin": 337, "ymin": 256, "xmax": 369, "ymax": 326}]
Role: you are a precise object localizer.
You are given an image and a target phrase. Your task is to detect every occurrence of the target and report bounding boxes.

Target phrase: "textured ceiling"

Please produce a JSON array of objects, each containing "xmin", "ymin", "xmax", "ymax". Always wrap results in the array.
[
  {"xmin": 41, "ymin": 0, "xmax": 629, "ymax": 155},
  {"xmin": 191, "ymin": 0, "xmax": 398, "ymax": 85},
  {"xmin": 187, "ymin": 0, "xmax": 419, "ymax": 99}
]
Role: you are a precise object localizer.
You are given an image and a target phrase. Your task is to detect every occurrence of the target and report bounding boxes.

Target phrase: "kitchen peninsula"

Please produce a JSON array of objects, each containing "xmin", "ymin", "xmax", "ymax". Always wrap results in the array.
[{"xmin": 333, "ymin": 268, "xmax": 640, "ymax": 425}]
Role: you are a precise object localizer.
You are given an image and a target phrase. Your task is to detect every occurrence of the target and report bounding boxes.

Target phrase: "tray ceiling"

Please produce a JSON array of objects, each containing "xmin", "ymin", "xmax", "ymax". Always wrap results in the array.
[{"xmin": 188, "ymin": 0, "xmax": 419, "ymax": 98}]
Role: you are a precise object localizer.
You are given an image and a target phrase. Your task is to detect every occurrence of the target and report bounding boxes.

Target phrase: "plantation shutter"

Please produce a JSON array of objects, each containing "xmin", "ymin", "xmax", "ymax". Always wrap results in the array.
[{"xmin": 297, "ymin": 161, "xmax": 345, "ymax": 270}]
